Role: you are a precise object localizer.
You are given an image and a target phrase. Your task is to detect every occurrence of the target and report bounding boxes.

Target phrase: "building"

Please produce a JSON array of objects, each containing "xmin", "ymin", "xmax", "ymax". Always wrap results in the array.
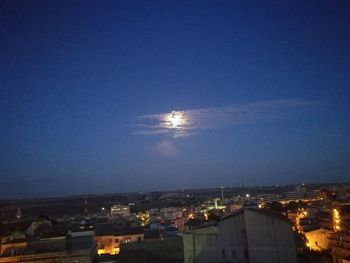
[
  {"xmin": 119, "ymin": 235, "xmax": 183, "ymax": 263},
  {"xmin": 94, "ymin": 224, "xmax": 144, "ymax": 255},
  {"xmin": 183, "ymin": 208, "xmax": 298, "ymax": 263},
  {"xmin": 160, "ymin": 207, "xmax": 185, "ymax": 230},
  {"xmin": 328, "ymin": 232, "xmax": 350, "ymax": 263},
  {"xmin": 110, "ymin": 205, "xmax": 130, "ymax": 220},
  {"xmin": 0, "ymin": 221, "xmax": 33, "ymax": 241},
  {"xmin": 336, "ymin": 204, "xmax": 350, "ymax": 231},
  {"xmin": 183, "ymin": 221, "xmax": 219, "ymax": 263},
  {"xmin": 285, "ymin": 191, "xmax": 305, "ymax": 201},
  {"xmin": 227, "ymin": 204, "xmax": 243, "ymax": 213},
  {"xmin": 259, "ymin": 194, "xmax": 282, "ymax": 204},
  {"xmin": 0, "ymin": 235, "xmax": 95, "ymax": 263},
  {"xmin": 304, "ymin": 227, "xmax": 331, "ymax": 251},
  {"xmin": 160, "ymin": 207, "xmax": 183, "ymax": 221}
]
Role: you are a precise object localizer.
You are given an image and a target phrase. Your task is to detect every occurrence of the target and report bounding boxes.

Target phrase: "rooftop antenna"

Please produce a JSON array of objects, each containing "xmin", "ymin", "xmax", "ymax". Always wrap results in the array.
[
  {"xmin": 16, "ymin": 206, "xmax": 22, "ymax": 221},
  {"xmin": 220, "ymin": 186, "xmax": 224, "ymax": 201},
  {"xmin": 84, "ymin": 196, "xmax": 88, "ymax": 214}
]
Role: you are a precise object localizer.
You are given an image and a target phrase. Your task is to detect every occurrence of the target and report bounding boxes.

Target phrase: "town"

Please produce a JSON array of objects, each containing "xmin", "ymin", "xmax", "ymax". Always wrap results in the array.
[{"xmin": 0, "ymin": 183, "xmax": 349, "ymax": 262}]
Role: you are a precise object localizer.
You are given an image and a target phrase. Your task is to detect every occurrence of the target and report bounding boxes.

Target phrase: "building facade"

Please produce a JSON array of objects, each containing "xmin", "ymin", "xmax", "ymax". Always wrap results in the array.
[
  {"xmin": 95, "ymin": 224, "xmax": 144, "ymax": 255},
  {"xmin": 110, "ymin": 205, "xmax": 130, "ymax": 220},
  {"xmin": 0, "ymin": 236, "xmax": 95, "ymax": 263},
  {"xmin": 183, "ymin": 208, "xmax": 298, "ymax": 263}
]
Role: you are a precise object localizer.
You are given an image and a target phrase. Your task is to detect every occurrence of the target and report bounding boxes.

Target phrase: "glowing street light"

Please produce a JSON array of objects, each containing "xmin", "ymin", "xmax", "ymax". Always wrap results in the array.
[{"xmin": 333, "ymin": 208, "xmax": 341, "ymax": 232}]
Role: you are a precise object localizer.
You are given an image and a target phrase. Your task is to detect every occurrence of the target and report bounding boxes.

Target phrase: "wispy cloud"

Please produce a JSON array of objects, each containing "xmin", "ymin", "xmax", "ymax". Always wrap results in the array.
[
  {"xmin": 133, "ymin": 99, "xmax": 320, "ymax": 138},
  {"xmin": 154, "ymin": 141, "xmax": 177, "ymax": 157}
]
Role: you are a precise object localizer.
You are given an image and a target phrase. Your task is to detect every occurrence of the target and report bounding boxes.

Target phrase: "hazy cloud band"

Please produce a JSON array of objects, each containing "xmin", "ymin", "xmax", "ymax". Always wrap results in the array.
[{"xmin": 133, "ymin": 100, "xmax": 320, "ymax": 138}]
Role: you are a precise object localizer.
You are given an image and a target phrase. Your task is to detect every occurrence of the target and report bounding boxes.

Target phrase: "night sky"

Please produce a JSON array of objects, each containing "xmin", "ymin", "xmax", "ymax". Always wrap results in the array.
[{"xmin": 1, "ymin": 1, "xmax": 350, "ymax": 198}]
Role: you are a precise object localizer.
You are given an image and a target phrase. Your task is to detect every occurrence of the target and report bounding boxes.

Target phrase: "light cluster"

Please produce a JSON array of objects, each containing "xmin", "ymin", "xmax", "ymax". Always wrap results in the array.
[{"xmin": 333, "ymin": 208, "xmax": 341, "ymax": 232}]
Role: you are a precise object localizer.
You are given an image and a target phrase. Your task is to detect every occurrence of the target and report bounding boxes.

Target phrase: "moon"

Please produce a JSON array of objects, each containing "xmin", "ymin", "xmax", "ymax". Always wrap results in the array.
[{"xmin": 165, "ymin": 111, "xmax": 187, "ymax": 129}]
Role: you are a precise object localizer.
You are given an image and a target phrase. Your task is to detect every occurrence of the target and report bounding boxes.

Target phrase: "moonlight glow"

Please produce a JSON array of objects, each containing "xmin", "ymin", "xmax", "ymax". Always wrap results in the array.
[{"xmin": 164, "ymin": 111, "xmax": 187, "ymax": 129}]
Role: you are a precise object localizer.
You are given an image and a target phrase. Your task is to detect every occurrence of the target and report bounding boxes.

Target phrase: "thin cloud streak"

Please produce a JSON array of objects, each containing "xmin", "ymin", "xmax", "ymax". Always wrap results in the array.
[
  {"xmin": 132, "ymin": 129, "xmax": 169, "ymax": 136},
  {"xmin": 133, "ymin": 100, "xmax": 321, "ymax": 138}
]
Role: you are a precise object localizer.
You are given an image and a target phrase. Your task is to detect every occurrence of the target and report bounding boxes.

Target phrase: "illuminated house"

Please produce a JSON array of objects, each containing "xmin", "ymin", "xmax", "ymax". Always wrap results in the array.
[
  {"xmin": 333, "ymin": 205, "xmax": 350, "ymax": 232},
  {"xmin": 304, "ymin": 227, "xmax": 331, "ymax": 251},
  {"xmin": 258, "ymin": 194, "xmax": 282, "ymax": 204},
  {"xmin": 160, "ymin": 207, "xmax": 185, "ymax": 230},
  {"xmin": 327, "ymin": 205, "xmax": 350, "ymax": 263},
  {"xmin": 94, "ymin": 224, "xmax": 143, "ymax": 255},
  {"xmin": 183, "ymin": 208, "xmax": 298, "ymax": 263},
  {"xmin": 160, "ymin": 207, "xmax": 183, "ymax": 221},
  {"xmin": 110, "ymin": 205, "xmax": 130, "ymax": 220}
]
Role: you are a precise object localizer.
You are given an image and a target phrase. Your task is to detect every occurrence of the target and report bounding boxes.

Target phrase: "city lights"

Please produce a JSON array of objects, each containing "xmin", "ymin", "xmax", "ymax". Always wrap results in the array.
[
  {"xmin": 333, "ymin": 209, "xmax": 341, "ymax": 232},
  {"xmin": 295, "ymin": 208, "xmax": 308, "ymax": 235},
  {"xmin": 1, "ymin": 0, "xmax": 349, "ymax": 262}
]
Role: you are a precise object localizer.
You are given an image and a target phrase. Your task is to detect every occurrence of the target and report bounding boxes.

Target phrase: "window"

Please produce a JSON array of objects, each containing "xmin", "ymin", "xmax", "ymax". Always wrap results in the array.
[{"xmin": 123, "ymin": 237, "xmax": 131, "ymax": 243}]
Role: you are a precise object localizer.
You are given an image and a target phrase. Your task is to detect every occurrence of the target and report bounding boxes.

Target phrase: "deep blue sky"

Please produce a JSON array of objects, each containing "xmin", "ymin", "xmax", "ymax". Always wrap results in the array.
[{"xmin": 1, "ymin": 1, "xmax": 350, "ymax": 198}]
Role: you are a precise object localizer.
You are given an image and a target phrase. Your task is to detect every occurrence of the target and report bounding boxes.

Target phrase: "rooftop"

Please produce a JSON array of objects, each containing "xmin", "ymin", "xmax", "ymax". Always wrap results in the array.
[
  {"xmin": 1, "ymin": 236, "xmax": 94, "ymax": 257},
  {"xmin": 94, "ymin": 223, "xmax": 144, "ymax": 237}
]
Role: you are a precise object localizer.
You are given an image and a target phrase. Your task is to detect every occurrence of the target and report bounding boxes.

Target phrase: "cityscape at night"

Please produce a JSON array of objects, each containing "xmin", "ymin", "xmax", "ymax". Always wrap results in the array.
[{"xmin": 1, "ymin": 1, "xmax": 350, "ymax": 262}]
